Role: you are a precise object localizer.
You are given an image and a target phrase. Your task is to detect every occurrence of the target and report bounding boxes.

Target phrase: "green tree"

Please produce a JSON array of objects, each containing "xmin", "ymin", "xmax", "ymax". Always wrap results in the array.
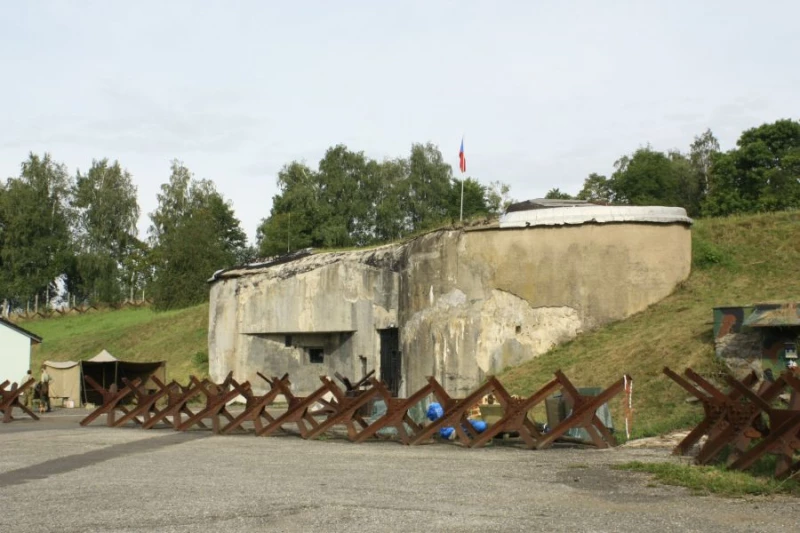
[
  {"xmin": 689, "ymin": 129, "xmax": 720, "ymax": 197},
  {"xmin": 149, "ymin": 160, "xmax": 247, "ymax": 310},
  {"xmin": 119, "ymin": 238, "xmax": 154, "ymax": 302},
  {"xmin": 703, "ymin": 119, "xmax": 800, "ymax": 215},
  {"xmin": 374, "ymin": 158, "xmax": 410, "ymax": 241},
  {"xmin": 0, "ymin": 153, "xmax": 74, "ymax": 304},
  {"xmin": 406, "ymin": 143, "xmax": 453, "ymax": 231},
  {"xmin": 257, "ymin": 142, "xmax": 509, "ymax": 256},
  {"xmin": 544, "ymin": 188, "xmax": 573, "ymax": 200},
  {"xmin": 257, "ymin": 148, "xmax": 380, "ymax": 256},
  {"xmin": 256, "ymin": 211, "xmax": 314, "ymax": 258},
  {"xmin": 315, "ymin": 145, "xmax": 375, "ymax": 247},
  {"xmin": 149, "ymin": 160, "xmax": 195, "ymax": 240},
  {"xmin": 448, "ymin": 177, "xmax": 490, "ymax": 220},
  {"xmin": 150, "ymin": 160, "xmax": 245, "ymax": 256},
  {"xmin": 669, "ymin": 151, "xmax": 704, "ymax": 217},
  {"xmin": 256, "ymin": 162, "xmax": 319, "ymax": 257},
  {"xmin": 576, "ymin": 173, "xmax": 612, "ymax": 203},
  {"xmin": 610, "ymin": 147, "xmax": 682, "ymax": 207},
  {"xmin": 71, "ymin": 159, "xmax": 140, "ymax": 303},
  {"xmin": 151, "ymin": 208, "xmax": 234, "ymax": 309},
  {"xmin": 603, "ymin": 147, "xmax": 703, "ymax": 215},
  {"xmin": 206, "ymin": 192, "xmax": 247, "ymax": 258},
  {"xmin": 485, "ymin": 181, "xmax": 512, "ymax": 215}
]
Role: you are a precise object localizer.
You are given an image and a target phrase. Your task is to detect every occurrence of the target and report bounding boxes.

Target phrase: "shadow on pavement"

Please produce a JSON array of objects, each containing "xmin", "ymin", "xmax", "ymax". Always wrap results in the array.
[{"xmin": 0, "ymin": 431, "xmax": 208, "ymax": 487}]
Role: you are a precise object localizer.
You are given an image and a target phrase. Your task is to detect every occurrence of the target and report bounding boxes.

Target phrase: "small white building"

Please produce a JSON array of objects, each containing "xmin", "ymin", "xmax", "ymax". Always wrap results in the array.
[{"xmin": 0, "ymin": 317, "xmax": 42, "ymax": 385}]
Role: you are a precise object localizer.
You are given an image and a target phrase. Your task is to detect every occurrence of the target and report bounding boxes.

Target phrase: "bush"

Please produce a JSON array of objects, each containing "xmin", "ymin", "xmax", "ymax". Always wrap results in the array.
[
  {"xmin": 692, "ymin": 236, "xmax": 734, "ymax": 269},
  {"xmin": 192, "ymin": 350, "xmax": 209, "ymax": 368}
]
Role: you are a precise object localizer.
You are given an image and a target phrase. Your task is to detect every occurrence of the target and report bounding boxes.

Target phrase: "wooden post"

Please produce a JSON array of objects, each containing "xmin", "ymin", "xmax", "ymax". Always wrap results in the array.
[{"xmin": 34, "ymin": 294, "xmax": 38, "ymax": 314}]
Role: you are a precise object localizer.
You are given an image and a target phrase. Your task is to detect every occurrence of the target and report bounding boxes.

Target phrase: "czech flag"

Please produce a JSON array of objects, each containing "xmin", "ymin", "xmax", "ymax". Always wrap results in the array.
[{"xmin": 459, "ymin": 138, "xmax": 466, "ymax": 173}]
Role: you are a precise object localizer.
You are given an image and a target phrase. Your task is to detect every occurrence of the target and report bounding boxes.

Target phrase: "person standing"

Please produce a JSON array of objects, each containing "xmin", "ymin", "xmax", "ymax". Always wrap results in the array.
[
  {"xmin": 20, "ymin": 369, "xmax": 34, "ymax": 408},
  {"xmin": 40, "ymin": 365, "xmax": 52, "ymax": 412}
]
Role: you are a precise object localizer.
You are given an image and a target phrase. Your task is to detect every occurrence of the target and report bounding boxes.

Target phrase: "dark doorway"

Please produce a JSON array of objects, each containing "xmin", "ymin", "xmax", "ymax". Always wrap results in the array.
[{"xmin": 379, "ymin": 328, "xmax": 401, "ymax": 396}]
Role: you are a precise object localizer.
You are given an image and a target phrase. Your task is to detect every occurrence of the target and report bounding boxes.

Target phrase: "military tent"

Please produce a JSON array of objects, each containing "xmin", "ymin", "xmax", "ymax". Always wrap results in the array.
[
  {"xmin": 80, "ymin": 350, "xmax": 166, "ymax": 405},
  {"xmin": 43, "ymin": 351, "xmax": 166, "ymax": 407}
]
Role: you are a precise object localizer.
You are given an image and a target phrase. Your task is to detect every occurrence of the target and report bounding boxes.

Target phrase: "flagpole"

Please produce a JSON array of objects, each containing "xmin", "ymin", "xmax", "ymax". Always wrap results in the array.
[
  {"xmin": 459, "ymin": 134, "xmax": 465, "ymax": 222},
  {"xmin": 460, "ymin": 178, "xmax": 464, "ymax": 222}
]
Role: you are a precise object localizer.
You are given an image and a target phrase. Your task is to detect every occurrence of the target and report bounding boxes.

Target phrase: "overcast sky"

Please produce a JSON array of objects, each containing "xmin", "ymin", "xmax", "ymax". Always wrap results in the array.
[{"xmin": 1, "ymin": 1, "xmax": 797, "ymax": 242}]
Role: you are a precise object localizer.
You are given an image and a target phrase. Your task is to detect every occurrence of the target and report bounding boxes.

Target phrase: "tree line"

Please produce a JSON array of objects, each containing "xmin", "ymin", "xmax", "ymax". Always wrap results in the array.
[
  {"xmin": 0, "ymin": 156, "xmax": 248, "ymax": 311},
  {"xmin": 546, "ymin": 119, "xmax": 800, "ymax": 217},
  {"xmin": 3, "ymin": 119, "xmax": 795, "ymax": 313},
  {"xmin": 255, "ymin": 143, "xmax": 510, "ymax": 257},
  {"xmin": 0, "ymin": 143, "xmax": 509, "ymax": 311}
]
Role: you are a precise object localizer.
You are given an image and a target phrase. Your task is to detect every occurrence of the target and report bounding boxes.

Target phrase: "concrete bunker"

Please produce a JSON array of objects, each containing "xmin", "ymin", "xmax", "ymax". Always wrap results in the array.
[{"xmin": 208, "ymin": 202, "xmax": 693, "ymax": 397}]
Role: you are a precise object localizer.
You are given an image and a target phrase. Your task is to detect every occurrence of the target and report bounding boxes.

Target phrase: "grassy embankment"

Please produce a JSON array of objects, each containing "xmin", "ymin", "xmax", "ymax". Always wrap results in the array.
[
  {"xmin": 25, "ymin": 303, "xmax": 209, "ymax": 385},
  {"xmin": 499, "ymin": 211, "xmax": 800, "ymax": 439}
]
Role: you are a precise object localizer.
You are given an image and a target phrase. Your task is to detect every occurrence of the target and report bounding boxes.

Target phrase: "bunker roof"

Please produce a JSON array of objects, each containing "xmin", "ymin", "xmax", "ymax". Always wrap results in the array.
[
  {"xmin": 210, "ymin": 203, "xmax": 692, "ymax": 283},
  {"xmin": 743, "ymin": 303, "xmax": 800, "ymax": 328}
]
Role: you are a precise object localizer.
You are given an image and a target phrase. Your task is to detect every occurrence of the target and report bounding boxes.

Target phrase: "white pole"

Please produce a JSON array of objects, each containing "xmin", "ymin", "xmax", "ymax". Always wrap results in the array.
[
  {"xmin": 459, "ymin": 178, "xmax": 464, "ymax": 222},
  {"xmin": 459, "ymin": 134, "xmax": 465, "ymax": 222}
]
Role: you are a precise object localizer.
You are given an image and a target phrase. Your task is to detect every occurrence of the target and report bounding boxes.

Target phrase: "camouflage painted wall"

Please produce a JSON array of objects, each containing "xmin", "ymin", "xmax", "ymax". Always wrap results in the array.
[{"xmin": 713, "ymin": 304, "xmax": 799, "ymax": 374}]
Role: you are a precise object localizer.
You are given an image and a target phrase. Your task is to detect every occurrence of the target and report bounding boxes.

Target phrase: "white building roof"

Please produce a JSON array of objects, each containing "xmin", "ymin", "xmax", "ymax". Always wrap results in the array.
[{"xmin": 0, "ymin": 317, "xmax": 42, "ymax": 344}]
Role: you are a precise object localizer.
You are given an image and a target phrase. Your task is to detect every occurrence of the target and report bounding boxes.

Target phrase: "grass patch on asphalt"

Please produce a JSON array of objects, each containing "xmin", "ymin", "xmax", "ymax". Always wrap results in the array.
[{"xmin": 614, "ymin": 461, "xmax": 800, "ymax": 497}]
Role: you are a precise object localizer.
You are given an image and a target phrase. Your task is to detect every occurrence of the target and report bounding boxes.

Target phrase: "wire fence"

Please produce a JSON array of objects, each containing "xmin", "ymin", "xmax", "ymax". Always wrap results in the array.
[{"xmin": 2, "ymin": 298, "xmax": 153, "ymax": 322}]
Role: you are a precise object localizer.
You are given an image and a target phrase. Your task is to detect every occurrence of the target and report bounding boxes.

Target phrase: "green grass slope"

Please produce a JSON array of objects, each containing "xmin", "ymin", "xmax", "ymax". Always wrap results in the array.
[
  {"xmin": 25, "ymin": 303, "xmax": 209, "ymax": 384},
  {"xmin": 499, "ymin": 211, "xmax": 800, "ymax": 438}
]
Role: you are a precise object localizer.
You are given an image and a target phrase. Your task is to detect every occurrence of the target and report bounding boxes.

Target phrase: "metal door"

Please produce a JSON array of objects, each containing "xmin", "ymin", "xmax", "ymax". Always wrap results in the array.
[{"xmin": 378, "ymin": 328, "xmax": 401, "ymax": 396}]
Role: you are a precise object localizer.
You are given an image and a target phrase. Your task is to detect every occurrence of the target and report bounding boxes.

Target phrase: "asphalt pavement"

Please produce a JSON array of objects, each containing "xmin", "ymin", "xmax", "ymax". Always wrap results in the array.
[{"xmin": 0, "ymin": 410, "xmax": 797, "ymax": 533}]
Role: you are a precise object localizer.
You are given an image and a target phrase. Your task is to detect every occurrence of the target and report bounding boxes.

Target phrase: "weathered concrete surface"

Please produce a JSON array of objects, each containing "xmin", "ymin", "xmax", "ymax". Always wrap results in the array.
[
  {"xmin": 399, "ymin": 224, "xmax": 691, "ymax": 394},
  {"xmin": 210, "ymin": 221, "xmax": 691, "ymax": 396},
  {"xmin": 1, "ymin": 415, "xmax": 797, "ymax": 533},
  {"xmin": 210, "ymin": 246, "xmax": 401, "ymax": 394}
]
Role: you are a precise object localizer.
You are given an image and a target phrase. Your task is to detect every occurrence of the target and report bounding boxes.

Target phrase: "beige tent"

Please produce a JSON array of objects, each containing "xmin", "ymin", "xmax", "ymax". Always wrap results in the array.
[
  {"xmin": 87, "ymin": 349, "xmax": 117, "ymax": 363},
  {"xmin": 42, "ymin": 360, "xmax": 82, "ymax": 407}
]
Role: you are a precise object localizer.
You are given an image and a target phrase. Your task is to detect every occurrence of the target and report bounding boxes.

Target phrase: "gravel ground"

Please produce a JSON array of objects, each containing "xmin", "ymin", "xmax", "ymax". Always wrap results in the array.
[{"xmin": 0, "ymin": 409, "xmax": 798, "ymax": 533}]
